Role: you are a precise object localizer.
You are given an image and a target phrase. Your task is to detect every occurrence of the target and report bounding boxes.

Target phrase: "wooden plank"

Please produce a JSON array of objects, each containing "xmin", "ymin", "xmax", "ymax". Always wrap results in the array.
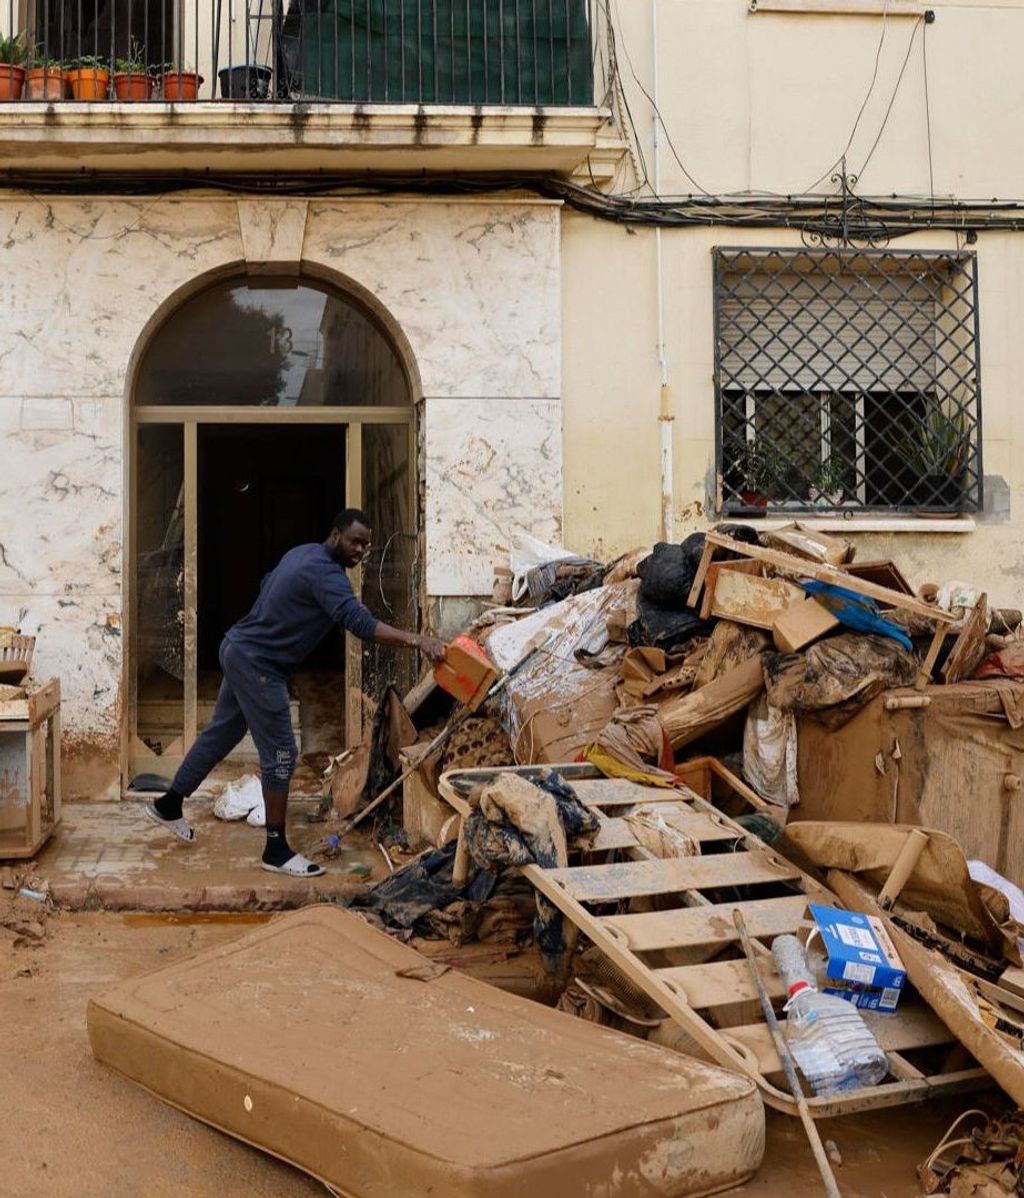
[
  {"xmin": 724, "ymin": 1003, "xmax": 956, "ymax": 1076},
  {"xmin": 700, "ymin": 532, "xmax": 956, "ymax": 624},
  {"xmin": 546, "ymin": 852, "xmax": 801, "ymax": 902},
  {"xmin": 942, "ymin": 595, "xmax": 989, "ymax": 684},
  {"xmin": 0, "ymin": 678, "xmax": 60, "ymax": 722},
  {"xmin": 915, "ymin": 624, "xmax": 948, "ymax": 691},
  {"xmin": 602, "ymin": 896, "xmax": 811, "ymax": 952},
  {"xmin": 589, "ymin": 814, "xmax": 737, "ymax": 852},
  {"xmin": 49, "ymin": 703, "xmax": 61, "ymax": 827},
  {"xmin": 655, "ymin": 957, "xmax": 786, "ymax": 1008},
  {"xmin": 687, "ymin": 538, "xmax": 715, "ymax": 608},
  {"xmin": 569, "ymin": 778, "xmax": 703, "ymax": 807}
]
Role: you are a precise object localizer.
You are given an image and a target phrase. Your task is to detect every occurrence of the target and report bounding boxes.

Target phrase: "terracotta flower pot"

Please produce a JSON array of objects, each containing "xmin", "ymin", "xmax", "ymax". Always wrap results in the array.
[
  {"xmin": 67, "ymin": 68, "xmax": 110, "ymax": 100},
  {"xmin": 161, "ymin": 71, "xmax": 202, "ymax": 100},
  {"xmin": 114, "ymin": 71, "xmax": 152, "ymax": 100},
  {"xmin": 0, "ymin": 65, "xmax": 26, "ymax": 100},
  {"xmin": 25, "ymin": 66, "xmax": 66, "ymax": 100}
]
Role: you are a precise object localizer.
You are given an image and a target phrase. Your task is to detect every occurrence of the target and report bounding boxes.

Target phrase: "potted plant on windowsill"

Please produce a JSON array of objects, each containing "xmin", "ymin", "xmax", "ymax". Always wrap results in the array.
[
  {"xmin": 0, "ymin": 33, "xmax": 29, "ymax": 100},
  {"xmin": 808, "ymin": 457, "xmax": 845, "ymax": 507},
  {"xmin": 114, "ymin": 40, "xmax": 152, "ymax": 100},
  {"xmin": 67, "ymin": 55, "xmax": 111, "ymax": 100},
  {"xmin": 158, "ymin": 63, "xmax": 204, "ymax": 100},
  {"xmin": 901, "ymin": 404, "xmax": 970, "ymax": 513},
  {"xmin": 735, "ymin": 443, "xmax": 784, "ymax": 510},
  {"xmin": 25, "ymin": 50, "xmax": 66, "ymax": 100}
]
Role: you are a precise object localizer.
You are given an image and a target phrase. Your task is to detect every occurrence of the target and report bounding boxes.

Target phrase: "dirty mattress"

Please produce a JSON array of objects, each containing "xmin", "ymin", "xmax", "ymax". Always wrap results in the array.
[{"xmin": 88, "ymin": 906, "xmax": 764, "ymax": 1198}]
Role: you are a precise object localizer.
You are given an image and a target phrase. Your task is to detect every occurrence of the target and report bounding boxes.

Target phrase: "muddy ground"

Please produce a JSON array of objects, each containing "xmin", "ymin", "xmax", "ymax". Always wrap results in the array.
[{"xmin": 0, "ymin": 910, "xmax": 993, "ymax": 1197}]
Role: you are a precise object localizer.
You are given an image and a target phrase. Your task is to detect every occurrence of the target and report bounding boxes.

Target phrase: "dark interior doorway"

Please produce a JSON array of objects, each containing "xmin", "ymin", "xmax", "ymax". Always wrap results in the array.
[{"xmin": 197, "ymin": 424, "xmax": 347, "ymax": 671}]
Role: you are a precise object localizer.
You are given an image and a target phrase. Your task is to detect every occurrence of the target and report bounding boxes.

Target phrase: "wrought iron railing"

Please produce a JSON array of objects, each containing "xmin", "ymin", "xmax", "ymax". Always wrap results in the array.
[
  {"xmin": 713, "ymin": 247, "xmax": 983, "ymax": 516},
  {"xmin": 0, "ymin": 0, "xmax": 599, "ymax": 103}
]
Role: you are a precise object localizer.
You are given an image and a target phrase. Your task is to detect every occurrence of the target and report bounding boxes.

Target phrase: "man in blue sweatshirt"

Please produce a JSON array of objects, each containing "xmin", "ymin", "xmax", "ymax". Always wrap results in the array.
[{"xmin": 144, "ymin": 509, "xmax": 444, "ymax": 877}]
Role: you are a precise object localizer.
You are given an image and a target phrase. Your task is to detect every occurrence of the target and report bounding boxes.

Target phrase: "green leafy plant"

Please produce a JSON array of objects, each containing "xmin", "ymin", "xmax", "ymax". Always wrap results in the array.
[
  {"xmin": 0, "ymin": 32, "xmax": 29, "ymax": 66},
  {"xmin": 810, "ymin": 456, "xmax": 846, "ymax": 498},
  {"xmin": 735, "ymin": 442, "xmax": 787, "ymax": 497},
  {"xmin": 901, "ymin": 404, "xmax": 970, "ymax": 477},
  {"xmin": 29, "ymin": 49, "xmax": 64, "ymax": 69},
  {"xmin": 114, "ymin": 39, "xmax": 147, "ymax": 74},
  {"xmin": 73, "ymin": 54, "xmax": 111, "ymax": 71}
]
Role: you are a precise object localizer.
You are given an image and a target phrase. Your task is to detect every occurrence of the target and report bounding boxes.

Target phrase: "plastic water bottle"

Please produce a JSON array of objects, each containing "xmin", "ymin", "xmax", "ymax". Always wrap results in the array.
[{"xmin": 771, "ymin": 934, "xmax": 888, "ymax": 1095}]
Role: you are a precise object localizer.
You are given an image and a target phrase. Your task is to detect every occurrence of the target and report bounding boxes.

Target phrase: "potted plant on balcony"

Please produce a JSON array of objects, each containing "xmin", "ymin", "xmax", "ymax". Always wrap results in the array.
[
  {"xmin": 901, "ymin": 403, "xmax": 970, "ymax": 512},
  {"xmin": 114, "ymin": 40, "xmax": 152, "ymax": 100},
  {"xmin": 25, "ymin": 49, "xmax": 66, "ymax": 100},
  {"xmin": 0, "ymin": 32, "xmax": 29, "ymax": 100},
  {"xmin": 67, "ymin": 55, "xmax": 111, "ymax": 100},
  {"xmin": 158, "ymin": 63, "xmax": 204, "ymax": 100}
]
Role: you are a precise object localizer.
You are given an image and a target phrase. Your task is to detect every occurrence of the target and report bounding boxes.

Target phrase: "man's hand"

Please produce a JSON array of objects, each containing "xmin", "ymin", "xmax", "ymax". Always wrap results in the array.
[{"xmin": 417, "ymin": 634, "xmax": 446, "ymax": 664}]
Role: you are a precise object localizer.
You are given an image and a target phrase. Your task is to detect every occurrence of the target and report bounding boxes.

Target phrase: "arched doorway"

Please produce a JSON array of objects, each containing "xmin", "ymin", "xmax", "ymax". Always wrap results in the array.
[{"xmin": 128, "ymin": 274, "xmax": 416, "ymax": 785}]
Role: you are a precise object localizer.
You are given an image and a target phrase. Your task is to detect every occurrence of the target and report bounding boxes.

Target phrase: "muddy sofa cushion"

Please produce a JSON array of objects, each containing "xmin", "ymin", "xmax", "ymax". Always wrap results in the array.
[{"xmin": 88, "ymin": 906, "xmax": 764, "ymax": 1198}]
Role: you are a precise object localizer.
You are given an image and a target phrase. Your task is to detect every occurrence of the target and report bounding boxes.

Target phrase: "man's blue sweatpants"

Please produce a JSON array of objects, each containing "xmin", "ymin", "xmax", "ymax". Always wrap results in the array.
[{"xmin": 171, "ymin": 638, "xmax": 296, "ymax": 796}]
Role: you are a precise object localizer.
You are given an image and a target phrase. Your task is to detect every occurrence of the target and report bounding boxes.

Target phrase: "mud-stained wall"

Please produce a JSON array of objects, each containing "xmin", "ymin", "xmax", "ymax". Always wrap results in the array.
[{"xmin": 0, "ymin": 195, "xmax": 562, "ymax": 798}]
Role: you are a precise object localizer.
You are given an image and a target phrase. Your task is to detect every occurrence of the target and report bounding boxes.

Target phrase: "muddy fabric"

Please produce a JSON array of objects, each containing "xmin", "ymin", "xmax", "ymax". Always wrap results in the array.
[
  {"xmin": 659, "ymin": 655, "xmax": 766, "ymax": 749},
  {"xmin": 976, "ymin": 641, "xmax": 1024, "ymax": 680},
  {"xmin": 743, "ymin": 695, "xmax": 799, "ymax": 808},
  {"xmin": 589, "ymin": 706, "xmax": 675, "ymax": 781},
  {"xmin": 629, "ymin": 599, "xmax": 713, "ymax": 654},
  {"xmin": 786, "ymin": 821, "xmax": 1015, "ymax": 959},
  {"xmin": 694, "ymin": 621, "xmax": 770, "ymax": 689},
  {"xmin": 622, "ymin": 804, "xmax": 700, "ymax": 858},
  {"xmin": 352, "ymin": 842, "xmax": 498, "ymax": 930},
  {"xmin": 765, "ymin": 633, "xmax": 917, "ymax": 729},
  {"xmin": 464, "ymin": 772, "xmax": 599, "ymax": 973}
]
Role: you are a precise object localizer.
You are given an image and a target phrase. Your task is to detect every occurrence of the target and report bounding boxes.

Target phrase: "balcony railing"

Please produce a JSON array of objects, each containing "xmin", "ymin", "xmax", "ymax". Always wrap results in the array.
[{"xmin": 0, "ymin": 0, "xmax": 599, "ymax": 105}]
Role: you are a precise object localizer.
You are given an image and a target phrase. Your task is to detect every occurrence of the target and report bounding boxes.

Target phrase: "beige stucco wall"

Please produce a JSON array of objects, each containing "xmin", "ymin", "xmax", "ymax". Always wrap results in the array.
[{"xmin": 561, "ymin": 0, "xmax": 1024, "ymax": 603}]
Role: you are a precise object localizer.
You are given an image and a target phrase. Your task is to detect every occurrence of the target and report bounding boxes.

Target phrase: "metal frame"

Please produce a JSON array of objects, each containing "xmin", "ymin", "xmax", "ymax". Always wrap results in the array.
[
  {"xmin": 712, "ymin": 246, "xmax": 983, "ymax": 517},
  {"xmin": 127, "ymin": 404, "xmax": 415, "ymax": 783}
]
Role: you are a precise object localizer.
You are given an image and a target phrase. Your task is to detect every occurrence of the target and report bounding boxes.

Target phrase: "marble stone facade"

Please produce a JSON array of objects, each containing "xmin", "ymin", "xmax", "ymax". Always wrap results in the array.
[{"xmin": 0, "ymin": 195, "xmax": 563, "ymax": 794}]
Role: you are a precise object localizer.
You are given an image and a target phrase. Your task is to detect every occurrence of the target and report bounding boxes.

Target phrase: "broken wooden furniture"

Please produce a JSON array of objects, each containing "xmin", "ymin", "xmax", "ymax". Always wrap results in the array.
[
  {"xmin": 0, "ymin": 679, "xmax": 61, "ymax": 859},
  {"xmin": 687, "ymin": 531, "xmax": 957, "ymax": 689},
  {"xmin": 438, "ymin": 766, "xmax": 989, "ymax": 1118},
  {"xmin": 89, "ymin": 906, "xmax": 766, "ymax": 1198},
  {"xmin": 790, "ymin": 679, "xmax": 1024, "ymax": 889}
]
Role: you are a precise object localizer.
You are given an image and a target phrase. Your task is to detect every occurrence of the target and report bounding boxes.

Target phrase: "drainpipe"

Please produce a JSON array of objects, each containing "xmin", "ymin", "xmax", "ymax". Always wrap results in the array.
[{"xmin": 651, "ymin": 0, "xmax": 675, "ymax": 542}]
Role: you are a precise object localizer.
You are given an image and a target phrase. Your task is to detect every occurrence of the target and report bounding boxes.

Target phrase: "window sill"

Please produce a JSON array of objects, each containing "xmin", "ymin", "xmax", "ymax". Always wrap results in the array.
[{"xmin": 750, "ymin": 516, "xmax": 977, "ymax": 534}]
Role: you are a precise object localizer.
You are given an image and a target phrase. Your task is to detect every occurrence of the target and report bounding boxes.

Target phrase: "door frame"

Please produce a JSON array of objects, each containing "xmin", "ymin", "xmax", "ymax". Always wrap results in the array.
[{"xmin": 125, "ymin": 404, "xmax": 415, "ymax": 788}]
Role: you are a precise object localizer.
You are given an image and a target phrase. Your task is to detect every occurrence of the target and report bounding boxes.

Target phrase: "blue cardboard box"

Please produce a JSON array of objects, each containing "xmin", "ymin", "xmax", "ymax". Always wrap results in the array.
[{"xmin": 806, "ymin": 903, "xmax": 906, "ymax": 1013}]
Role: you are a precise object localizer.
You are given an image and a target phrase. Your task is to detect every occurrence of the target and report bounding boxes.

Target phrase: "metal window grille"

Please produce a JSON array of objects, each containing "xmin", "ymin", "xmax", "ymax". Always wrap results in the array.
[{"xmin": 713, "ymin": 247, "xmax": 982, "ymax": 516}]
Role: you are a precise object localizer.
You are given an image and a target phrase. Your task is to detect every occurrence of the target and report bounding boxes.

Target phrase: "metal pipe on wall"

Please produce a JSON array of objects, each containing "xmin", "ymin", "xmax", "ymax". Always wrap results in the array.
[{"xmin": 651, "ymin": 0, "xmax": 674, "ymax": 542}]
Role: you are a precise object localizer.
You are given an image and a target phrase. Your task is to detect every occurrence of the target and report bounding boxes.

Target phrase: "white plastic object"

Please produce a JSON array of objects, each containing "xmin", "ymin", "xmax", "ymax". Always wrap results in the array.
[
  {"xmin": 937, "ymin": 581, "xmax": 981, "ymax": 613},
  {"xmin": 509, "ymin": 534, "xmax": 575, "ymax": 603},
  {"xmin": 771, "ymin": 934, "xmax": 888, "ymax": 1096},
  {"xmin": 213, "ymin": 774, "xmax": 263, "ymax": 822}
]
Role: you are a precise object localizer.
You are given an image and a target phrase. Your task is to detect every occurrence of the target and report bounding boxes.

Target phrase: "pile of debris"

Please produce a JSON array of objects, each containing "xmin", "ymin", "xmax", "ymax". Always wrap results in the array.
[{"xmin": 388, "ymin": 521, "xmax": 1024, "ymax": 855}]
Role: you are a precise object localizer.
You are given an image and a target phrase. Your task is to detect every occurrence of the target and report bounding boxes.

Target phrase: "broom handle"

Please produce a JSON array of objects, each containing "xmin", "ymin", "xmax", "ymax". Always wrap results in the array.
[{"xmin": 733, "ymin": 910, "xmax": 843, "ymax": 1198}]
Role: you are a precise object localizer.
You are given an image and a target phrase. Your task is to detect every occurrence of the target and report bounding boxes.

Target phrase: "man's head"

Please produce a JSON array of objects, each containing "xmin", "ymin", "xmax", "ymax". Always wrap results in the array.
[{"xmin": 326, "ymin": 509, "xmax": 373, "ymax": 569}]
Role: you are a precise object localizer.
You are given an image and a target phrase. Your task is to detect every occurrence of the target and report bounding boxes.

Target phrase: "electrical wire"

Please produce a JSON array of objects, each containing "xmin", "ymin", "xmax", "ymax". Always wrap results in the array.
[
  {"xmin": 11, "ymin": 170, "xmax": 1024, "ymax": 236},
  {"xmin": 610, "ymin": 0, "xmax": 712, "ymax": 197},
  {"xmin": 857, "ymin": 15, "xmax": 924, "ymax": 180},
  {"xmin": 799, "ymin": 0, "xmax": 891, "ymax": 196}
]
